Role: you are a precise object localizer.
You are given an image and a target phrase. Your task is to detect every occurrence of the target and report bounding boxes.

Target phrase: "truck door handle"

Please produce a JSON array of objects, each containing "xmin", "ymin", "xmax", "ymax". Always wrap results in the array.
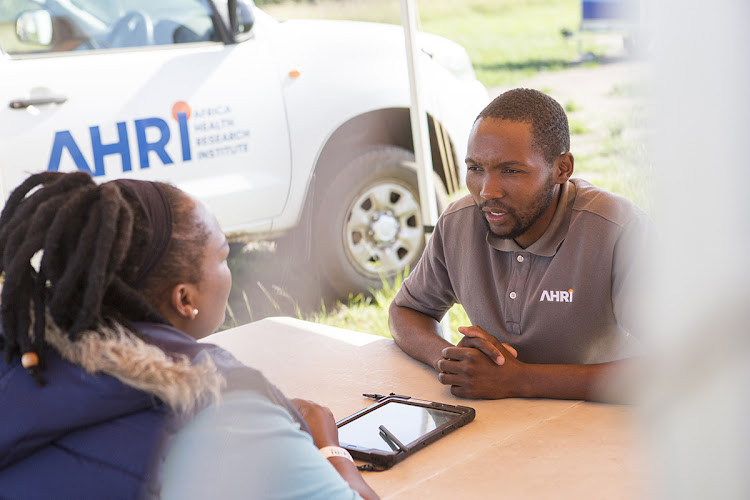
[{"xmin": 9, "ymin": 96, "xmax": 68, "ymax": 109}]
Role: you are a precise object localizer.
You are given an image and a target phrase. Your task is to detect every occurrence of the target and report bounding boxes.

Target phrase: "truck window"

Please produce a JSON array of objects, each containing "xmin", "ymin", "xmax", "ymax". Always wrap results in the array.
[{"xmin": 1, "ymin": 0, "xmax": 220, "ymax": 55}]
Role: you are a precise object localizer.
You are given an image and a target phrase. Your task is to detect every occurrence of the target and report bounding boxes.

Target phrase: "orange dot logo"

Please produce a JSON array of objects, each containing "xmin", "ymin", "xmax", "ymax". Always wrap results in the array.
[{"xmin": 172, "ymin": 101, "xmax": 191, "ymax": 121}]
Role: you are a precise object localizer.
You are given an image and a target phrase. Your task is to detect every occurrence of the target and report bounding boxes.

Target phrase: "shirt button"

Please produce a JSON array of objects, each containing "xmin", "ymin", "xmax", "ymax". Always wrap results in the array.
[
  {"xmin": 516, "ymin": 255, "xmax": 524, "ymax": 262},
  {"xmin": 509, "ymin": 292, "xmax": 517, "ymax": 299}
]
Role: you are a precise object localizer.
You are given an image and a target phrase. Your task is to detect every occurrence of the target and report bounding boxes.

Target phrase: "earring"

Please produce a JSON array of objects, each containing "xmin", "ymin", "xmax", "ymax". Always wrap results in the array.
[
  {"xmin": 192, "ymin": 308, "xmax": 199, "ymax": 318},
  {"xmin": 21, "ymin": 351, "xmax": 39, "ymax": 369}
]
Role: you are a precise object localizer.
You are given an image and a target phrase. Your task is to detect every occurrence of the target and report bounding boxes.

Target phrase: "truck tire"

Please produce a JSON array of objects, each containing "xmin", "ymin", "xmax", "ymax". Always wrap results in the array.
[{"xmin": 314, "ymin": 146, "xmax": 448, "ymax": 299}]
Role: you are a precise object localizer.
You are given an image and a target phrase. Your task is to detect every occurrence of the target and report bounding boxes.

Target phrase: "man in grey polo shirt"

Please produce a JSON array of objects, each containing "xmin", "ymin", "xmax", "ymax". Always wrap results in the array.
[{"xmin": 389, "ymin": 88, "xmax": 648, "ymax": 402}]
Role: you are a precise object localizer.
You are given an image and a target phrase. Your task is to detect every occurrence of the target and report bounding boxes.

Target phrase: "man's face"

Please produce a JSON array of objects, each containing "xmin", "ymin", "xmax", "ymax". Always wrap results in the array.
[{"xmin": 465, "ymin": 118, "xmax": 561, "ymax": 249}]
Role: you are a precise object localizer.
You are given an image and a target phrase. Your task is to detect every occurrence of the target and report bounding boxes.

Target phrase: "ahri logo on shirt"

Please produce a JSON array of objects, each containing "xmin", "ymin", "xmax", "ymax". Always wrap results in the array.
[{"xmin": 539, "ymin": 289, "xmax": 574, "ymax": 302}]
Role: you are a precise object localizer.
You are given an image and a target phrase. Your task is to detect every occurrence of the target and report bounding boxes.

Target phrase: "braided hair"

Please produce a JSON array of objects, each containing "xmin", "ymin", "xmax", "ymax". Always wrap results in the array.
[{"xmin": 0, "ymin": 171, "xmax": 208, "ymax": 386}]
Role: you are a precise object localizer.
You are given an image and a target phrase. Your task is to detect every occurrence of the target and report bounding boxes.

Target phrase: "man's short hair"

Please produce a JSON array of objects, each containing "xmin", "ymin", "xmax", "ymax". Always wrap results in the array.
[{"xmin": 477, "ymin": 88, "xmax": 570, "ymax": 166}]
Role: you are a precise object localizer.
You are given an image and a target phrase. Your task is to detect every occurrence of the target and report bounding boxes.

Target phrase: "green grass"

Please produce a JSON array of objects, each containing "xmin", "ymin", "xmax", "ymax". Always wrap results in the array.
[
  {"xmin": 305, "ymin": 274, "xmax": 406, "ymax": 339},
  {"xmin": 569, "ymin": 118, "xmax": 590, "ymax": 135},
  {"xmin": 564, "ymin": 100, "xmax": 581, "ymax": 113},
  {"xmin": 574, "ymin": 124, "xmax": 652, "ymax": 212},
  {"xmin": 303, "ymin": 270, "xmax": 471, "ymax": 345},
  {"xmin": 261, "ymin": 0, "xmax": 609, "ymax": 87}
]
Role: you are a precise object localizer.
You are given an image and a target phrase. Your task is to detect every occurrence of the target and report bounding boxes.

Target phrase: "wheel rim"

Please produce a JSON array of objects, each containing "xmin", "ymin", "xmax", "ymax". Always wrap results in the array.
[{"xmin": 342, "ymin": 181, "xmax": 423, "ymax": 278}]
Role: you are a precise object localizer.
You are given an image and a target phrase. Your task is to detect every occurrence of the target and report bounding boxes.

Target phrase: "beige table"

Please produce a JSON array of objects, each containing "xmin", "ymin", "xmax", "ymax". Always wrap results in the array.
[{"xmin": 208, "ymin": 317, "xmax": 646, "ymax": 500}]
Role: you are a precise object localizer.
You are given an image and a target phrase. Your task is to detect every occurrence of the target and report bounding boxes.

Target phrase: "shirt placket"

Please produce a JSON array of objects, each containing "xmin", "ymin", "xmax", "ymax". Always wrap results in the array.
[{"xmin": 505, "ymin": 251, "xmax": 530, "ymax": 335}]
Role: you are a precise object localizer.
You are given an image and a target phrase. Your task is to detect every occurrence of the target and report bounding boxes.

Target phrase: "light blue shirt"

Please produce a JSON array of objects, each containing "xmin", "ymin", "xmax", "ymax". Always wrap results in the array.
[{"xmin": 162, "ymin": 390, "xmax": 362, "ymax": 500}]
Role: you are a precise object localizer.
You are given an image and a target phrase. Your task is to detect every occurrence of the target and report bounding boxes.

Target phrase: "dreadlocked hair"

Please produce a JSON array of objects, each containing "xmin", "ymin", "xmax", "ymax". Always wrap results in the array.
[{"xmin": 0, "ymin": 171, "xmax": 209, "ymax": 387}]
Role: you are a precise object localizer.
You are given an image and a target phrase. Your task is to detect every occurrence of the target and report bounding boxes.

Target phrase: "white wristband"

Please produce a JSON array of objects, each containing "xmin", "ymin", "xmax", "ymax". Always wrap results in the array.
[{"xmin": 319, "ymin": 446, "xmax": 354, "ymax": 463}]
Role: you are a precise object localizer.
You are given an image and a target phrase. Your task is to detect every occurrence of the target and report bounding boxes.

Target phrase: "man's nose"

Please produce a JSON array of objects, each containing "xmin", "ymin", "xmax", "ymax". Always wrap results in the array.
[{"xmin": 479, "ymin": 173, "xmax": 505, "ymax": 200}]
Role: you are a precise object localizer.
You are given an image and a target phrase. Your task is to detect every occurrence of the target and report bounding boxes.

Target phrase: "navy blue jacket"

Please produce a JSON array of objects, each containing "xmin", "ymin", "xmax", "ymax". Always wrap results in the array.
[
  {"xmin": 0, "ymin": 325, "xmax": 182, "ymax": 499},
  {"xmin": 0, "ymin": 322, "xmax": 308, "ymax": 500}
]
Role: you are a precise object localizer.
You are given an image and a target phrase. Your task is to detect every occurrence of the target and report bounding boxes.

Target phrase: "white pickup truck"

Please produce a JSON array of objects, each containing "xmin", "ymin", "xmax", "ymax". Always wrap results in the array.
[{"xmin": 0, "ymin": 0, "xmax": 487, "ymax": 297}]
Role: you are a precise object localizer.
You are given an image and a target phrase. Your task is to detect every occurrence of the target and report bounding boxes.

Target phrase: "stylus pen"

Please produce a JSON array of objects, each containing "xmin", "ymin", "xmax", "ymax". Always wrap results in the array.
[
  {"xmin": 378, "ymin": 425, "xmax": 407, "ymax": 452},
  {"xmin": 378, "ymin": 430, "xmax": 400, "ymax": 452},
  {"xmin": 363, "ymin": 393, "xmax": 410, "ymax": 401}
]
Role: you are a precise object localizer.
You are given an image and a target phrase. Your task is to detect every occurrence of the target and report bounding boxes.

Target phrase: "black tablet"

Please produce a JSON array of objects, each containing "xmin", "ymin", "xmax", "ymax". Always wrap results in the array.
[{"xmin": 336, "ymin": 396, "xmax": 475, "ymax": 469}]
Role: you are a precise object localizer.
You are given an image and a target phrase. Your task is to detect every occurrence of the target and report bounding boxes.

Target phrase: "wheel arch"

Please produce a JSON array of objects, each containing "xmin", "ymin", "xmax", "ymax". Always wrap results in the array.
[{"xmin": 309, "ymin": 107, "xmax": 462, "ymax": 201}]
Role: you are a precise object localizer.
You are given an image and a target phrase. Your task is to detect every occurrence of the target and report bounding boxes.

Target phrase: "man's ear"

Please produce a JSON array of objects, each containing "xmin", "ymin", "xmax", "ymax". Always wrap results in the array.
[
  {"xmin": 554, "ymin": 152, "xmax": 574, "ymax": 184},
  {"xmin": 168, "ymin": 282, "xmax": 199, "ymax": 320}
]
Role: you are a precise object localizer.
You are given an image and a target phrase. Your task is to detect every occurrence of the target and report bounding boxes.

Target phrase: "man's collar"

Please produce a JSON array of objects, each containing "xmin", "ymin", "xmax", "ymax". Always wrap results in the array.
[{"xmin": 486, "ymin": 180, "xmax": 576, "ymax": 256}]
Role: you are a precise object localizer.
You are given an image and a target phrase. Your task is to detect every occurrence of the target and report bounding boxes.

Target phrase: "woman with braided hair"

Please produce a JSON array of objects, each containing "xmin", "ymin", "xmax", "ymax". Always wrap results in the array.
[{"xmin": 0, "ymin": 172, "xmax": 378, "ymax": 500}]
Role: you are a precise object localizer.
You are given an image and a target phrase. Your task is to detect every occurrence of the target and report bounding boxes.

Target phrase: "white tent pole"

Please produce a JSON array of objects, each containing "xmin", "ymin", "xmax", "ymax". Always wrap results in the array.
[{"xmin": 399, "ymin": 0, "xmax": 452, "ymax": 341}]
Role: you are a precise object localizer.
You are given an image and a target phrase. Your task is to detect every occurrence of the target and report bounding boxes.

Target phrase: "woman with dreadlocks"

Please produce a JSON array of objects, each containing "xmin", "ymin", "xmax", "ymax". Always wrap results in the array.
[{"xmin": 0, "ymin": 172, "xmax": 377, "ymax": 500}]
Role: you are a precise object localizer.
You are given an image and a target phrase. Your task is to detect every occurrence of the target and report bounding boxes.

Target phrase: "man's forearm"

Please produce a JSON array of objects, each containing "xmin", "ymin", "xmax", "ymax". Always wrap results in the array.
[
  {"xmin": 442, "ymin": 326, "xmax": 636, "ymax": 402},
  {"xmin": 517, "ymin": 359, "xmax": 635, "ymax": 403},
  {"xmin": 388, "ymin": 303, "xmax": 452, "ymax": 370}
]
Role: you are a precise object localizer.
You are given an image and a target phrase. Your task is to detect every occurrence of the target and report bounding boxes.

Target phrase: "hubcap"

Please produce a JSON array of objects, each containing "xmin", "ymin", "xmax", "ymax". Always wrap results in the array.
[
  {"xmin": 371, "ymin": 213, "xmax": 399, "ymax": 243},
  {"xmin": 343, "ymin": 182, "xmax": 423, "ymax": 278}
]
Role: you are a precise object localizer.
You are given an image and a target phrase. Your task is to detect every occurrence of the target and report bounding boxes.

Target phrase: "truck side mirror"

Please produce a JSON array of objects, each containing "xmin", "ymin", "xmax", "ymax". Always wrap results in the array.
[
  {"xmin": 228, "ymin": 0, "xmax": 255, "ymax": 38},
  {"xmin": 16, "ymin": 10, "xmax": 53, "ymax": 46}
]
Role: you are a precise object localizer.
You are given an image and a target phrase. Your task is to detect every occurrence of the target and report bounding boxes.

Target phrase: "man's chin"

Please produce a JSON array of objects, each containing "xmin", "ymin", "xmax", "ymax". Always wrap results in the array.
[
  {"xmin": 489, "ymin": 228, "xmax": 518, "ymax": 240},
  {"xmin": 481, "ymin": 215, "xmax": 518, "ymax": 239}
]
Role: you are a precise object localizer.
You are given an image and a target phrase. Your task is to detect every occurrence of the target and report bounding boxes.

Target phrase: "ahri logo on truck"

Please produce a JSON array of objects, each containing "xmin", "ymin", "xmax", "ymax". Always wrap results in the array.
[{"xmin": 46, "ymin": 102, "xmax": 250, "ymax": 177}]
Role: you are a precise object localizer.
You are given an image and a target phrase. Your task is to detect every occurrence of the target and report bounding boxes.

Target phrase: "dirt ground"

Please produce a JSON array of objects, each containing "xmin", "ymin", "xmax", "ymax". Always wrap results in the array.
[{"xmin": 490, "ymin": 56, "xmax": 650, "ymax": 160}]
